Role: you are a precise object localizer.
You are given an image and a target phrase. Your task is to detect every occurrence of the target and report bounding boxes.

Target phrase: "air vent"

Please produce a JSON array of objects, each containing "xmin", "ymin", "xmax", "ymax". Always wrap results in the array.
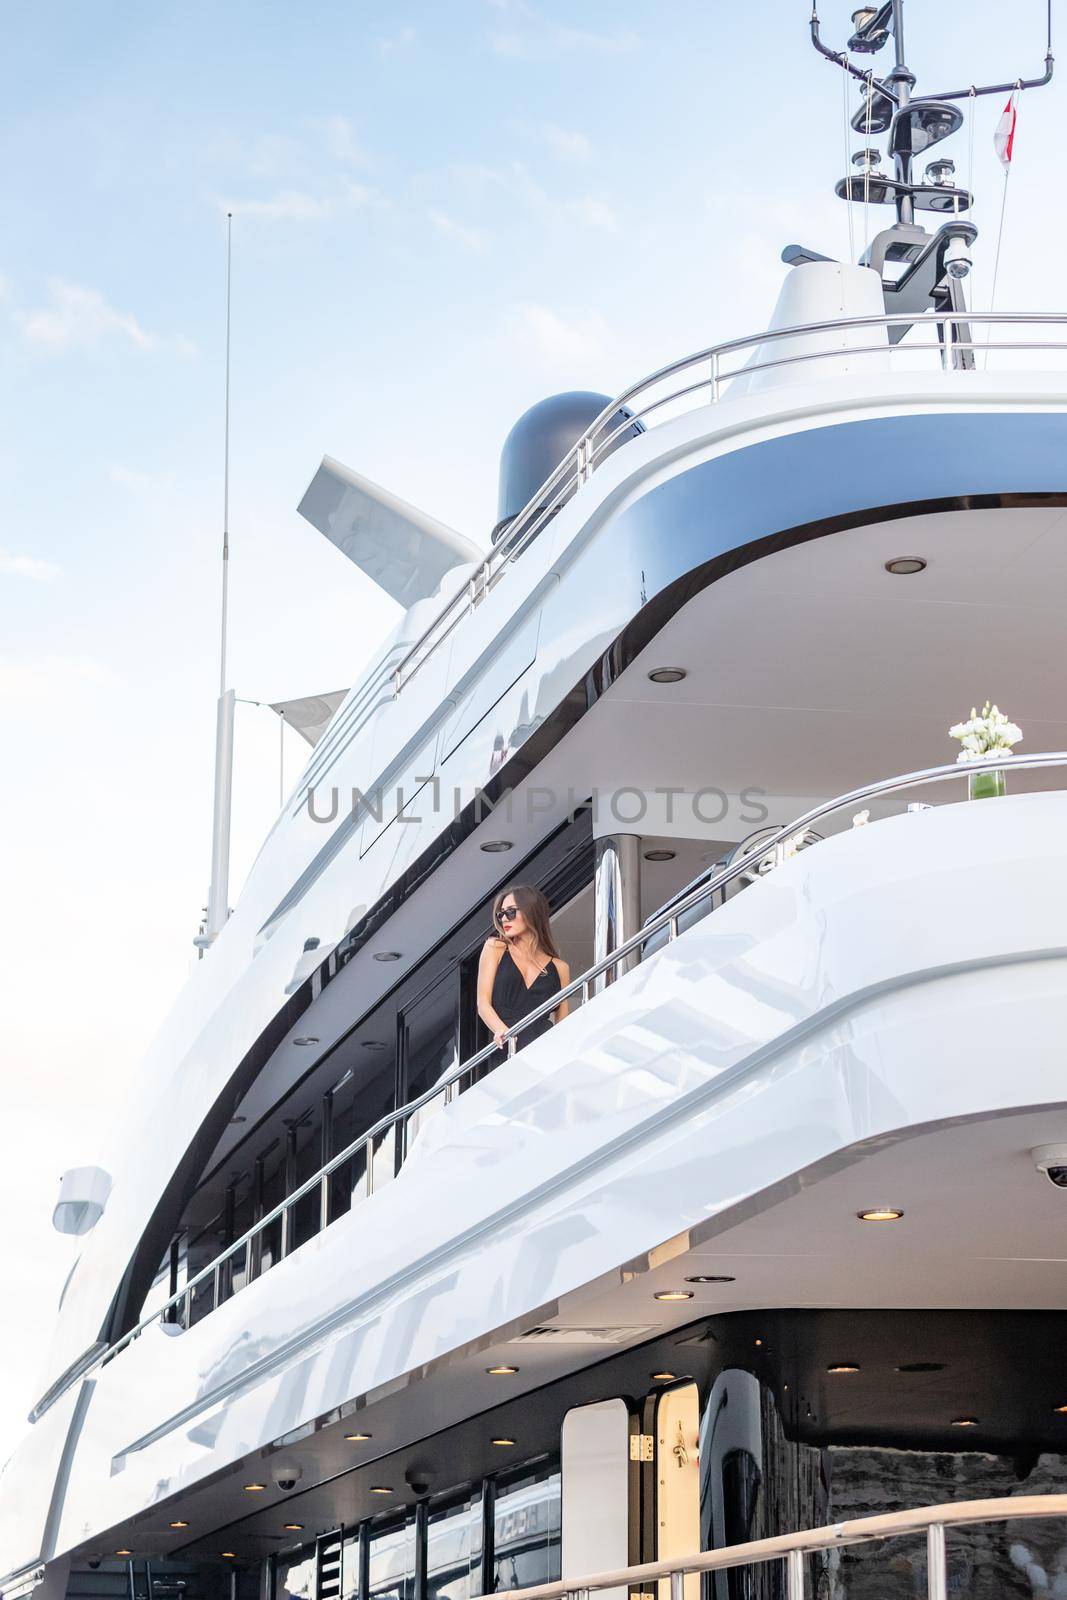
[{"xmin": 511, "ymin": 1325, "xmax": 655, "ymax": 1345}]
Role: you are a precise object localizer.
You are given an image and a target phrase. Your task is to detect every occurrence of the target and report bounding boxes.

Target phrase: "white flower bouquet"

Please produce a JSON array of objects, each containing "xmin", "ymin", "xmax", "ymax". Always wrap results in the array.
[{"xmin": 948, "ymin": 702, "xmax": 1021, "ymax": 798}]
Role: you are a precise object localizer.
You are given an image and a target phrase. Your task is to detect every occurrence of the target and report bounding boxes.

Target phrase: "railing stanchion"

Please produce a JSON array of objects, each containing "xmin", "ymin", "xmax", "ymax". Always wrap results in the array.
[
  {"xmin": 711, "ymin": 350, "xmax": 720, "ymax": 402},
  {"xmin": 365, "ymin": 1139, "xmax": 375, "ymax": 1198},
  {"xmin": 786, "ymin": 1549, "xmax": 805, "ymax": 1600},
  {"xmin": 507, "ymin": 1035, "xmax": 517, "ymax": 1057},
  {"xmin": 280, "ymin": 1202, "xmax": 290, "ymax": 1259},
  {"xmin": 670, "ymin": 1569, "xmax": 686, "ymax": 1600},
  {"xmin": 668, "ymin": 916, "xmax": 679, "ymax": 941},
  {"xmin": 319, "ymin": 1173, "xmax": 329, "ymax": 1233},
  {"xmin": 926, "ymin": 1524, "xmax": 947, "ymax": 1600}
]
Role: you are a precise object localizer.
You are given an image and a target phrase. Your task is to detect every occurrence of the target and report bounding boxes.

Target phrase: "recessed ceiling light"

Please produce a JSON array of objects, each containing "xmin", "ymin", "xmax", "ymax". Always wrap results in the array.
[
  {"xmin": 1054, "ymin": 1404, "xmax": 1067, "ymax": 1415},
  {"xmin": 169, "ymin": 1520, "xmax": 190, "ymax": 1529},
  {"xmin": 884, "ymin": 557, "xmax": 927, "ymax": 575},
  {"xmin": 755, "ymin": 1338, "xmax": 763, "ymax": 1348},
  {"xmin": 643, "ymin": 849, "xmax": 676, "ymax": 862},
  {"xmin": 654, "ymin": 1289, "xmax": 693, "ymax": 1301},
  {"xmin": 221, "ymin": 1552, "xmax": 236, "ymax": 1559},
  {"xmin": 491, "ymin": 1437, "xmax": 516, "ymax": 1446},
  {"xmin": 480, "ymin": 840, "xmax": 513, "ymax": 853},
  {"xmin": 345, "ymin": 1432, "xmax": 372, "ymax": 1441},
  {"xmin": 685, "ymin": 1274, "xmax": 736, "ymax": 1284},
  {"xmin": 651, "ymin": 1372, "xmax": 676, "ymax": 1382},
  {"xmin": 487, "ymin": 1365, "xmax": 518, "ymax": 1375},
  {"xmin": 857, "ymin": 1207, "xmax": 904, "ymax": 1222},
  {"xmin": 827, "ymin": 1364, "xmax": 861, "ymax": 1374},
  {"xmin": 362, "ymin": 1040, "xmax": 388, "ymax": 1051},
  {"xmin": 648, "ymin": 667, "xmax": 687, "ymax": 684},
  {"xmin": 244, "ymin": 1482, "xmax": 266, "ymax": 1492},
  {"xmin": 373, "ymin": 951, "xmax": 402, "ymax": 962},
  {"xmin": 116, "ymin": 1551, "xmax": 133, "ymax": 1558},
  {"xmin": 284, "ymin": 1524, "xmax": 305, "ymax": 1532},
  {"xmin": 951, "ymin": 1417, "xmax": 978, "ymax": 1428},
  {"xmin": 229, "ymin": 1115, "xmax": 247, "ymax": 1125},
  {"xmin": 896, "ymin": 1362, "xmax": 945, "ymax": 1374},
  {"xmin": 370, "ymin": 1485, "xmax": 392, "ymax": 1494},
  {"xmin": 293, "ymin": 1037, "xmax": 319, "ymax": 1047}
]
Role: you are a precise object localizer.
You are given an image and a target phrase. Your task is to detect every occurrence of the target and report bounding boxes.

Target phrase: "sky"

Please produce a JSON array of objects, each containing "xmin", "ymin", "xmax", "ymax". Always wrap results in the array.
[{"xmin": 0, "ymin": 0, "xmax": 1062, "ymax": 1478}]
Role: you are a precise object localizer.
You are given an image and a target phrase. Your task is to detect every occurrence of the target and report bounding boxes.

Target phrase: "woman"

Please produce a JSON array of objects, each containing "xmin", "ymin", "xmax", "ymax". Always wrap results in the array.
[{"xmin": 477, "ymin": 884, "xmax": 570, "ymax": 1056}]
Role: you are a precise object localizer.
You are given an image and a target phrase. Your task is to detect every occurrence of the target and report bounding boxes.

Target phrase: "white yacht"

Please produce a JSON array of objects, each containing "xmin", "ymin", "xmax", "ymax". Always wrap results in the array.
[{"xmin": 5, "ymin": 5, "xmax": 1067, "ymax": 1597}]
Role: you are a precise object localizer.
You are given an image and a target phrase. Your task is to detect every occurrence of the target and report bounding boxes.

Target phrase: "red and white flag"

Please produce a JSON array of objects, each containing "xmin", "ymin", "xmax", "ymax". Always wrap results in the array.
[{"xmin": 994, "ymin": 91, "xmax": 1019, "ymax": 171}]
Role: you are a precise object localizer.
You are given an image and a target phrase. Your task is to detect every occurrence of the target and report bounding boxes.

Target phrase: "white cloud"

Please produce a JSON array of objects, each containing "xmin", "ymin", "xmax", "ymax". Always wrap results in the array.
[
  {"xmin": 0, "ymin": 550, "xmax": 61, "ymax": 581},
  {"xmin": 488, "ymin": 2, "xmax": 637, "ymax": 60},
  {"xmin": 378, "ymin": 24, "xmax": 416, "ymax": 56},
  {"xmin": 18, "ymin": 279, "xmax": 158, "ymax": 352},
  {"xmin": 232, "ymin": 181, "xmax": 379, "ymax": 223},
  {"xmin": 539, "ymin": 125, "xmax": 592, "ymax": 162},
  {"xmin": 0, "ymin": 654, "xmax": 119, "ymax": 702},
  {"xmin": 511, "ymin": 302, "xmax": 611, "ymax": 368},
  {"xmin": 325, "ymin": 115, "xmax": 368, "ymax": 167},
  {"xmin": 429, "ymin": 209, "xmax": 489, "ymax": 254},
  {"xmin": 107, "ymin": 463, "xmax": 176, "ymax": 495},
  {"xmin": 567, "ymin": 196, "xmax": 618, "ymax": 231}
]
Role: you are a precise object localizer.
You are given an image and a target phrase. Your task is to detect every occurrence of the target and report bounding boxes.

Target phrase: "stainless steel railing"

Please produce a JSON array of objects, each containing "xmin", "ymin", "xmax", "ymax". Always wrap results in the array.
[
  {"xmin": 390, "ymin": 310, "xmax": 1067, "ymax": 693},
  {"xmin": 493, "ymin": 1494, "xmax": 1067, "ymax": 1600},
  {"xmin": 47, "ymin": 750, "xmax": 1067, "ymax": 1409}
]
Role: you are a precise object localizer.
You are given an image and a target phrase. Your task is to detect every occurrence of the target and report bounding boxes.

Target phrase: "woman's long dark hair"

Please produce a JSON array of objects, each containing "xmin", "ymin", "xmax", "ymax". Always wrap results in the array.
[{"xmin": 492, "ymin": 883, "xmax": 560, "ymax": 958}]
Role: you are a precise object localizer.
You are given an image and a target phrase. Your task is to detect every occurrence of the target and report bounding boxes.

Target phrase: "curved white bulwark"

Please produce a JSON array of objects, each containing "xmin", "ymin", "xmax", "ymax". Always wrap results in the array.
[{"xmin": 4, "ymin": 789, "xmax": 1067, "ymax": 1565}]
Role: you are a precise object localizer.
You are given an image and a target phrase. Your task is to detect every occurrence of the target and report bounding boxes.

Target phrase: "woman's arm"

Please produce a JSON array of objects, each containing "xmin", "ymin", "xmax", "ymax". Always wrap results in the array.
[
  {"xmin": 477, "ymin": 937, "xmax": 510, "ymax": 1047},
  {"xmin": 552, "ymin": 958, "xmax": 571, "ymax": 1022}
]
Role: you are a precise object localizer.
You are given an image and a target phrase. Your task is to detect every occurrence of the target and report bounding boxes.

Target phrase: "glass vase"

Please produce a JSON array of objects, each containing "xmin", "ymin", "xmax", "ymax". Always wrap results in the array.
[{"xmin": 968, "ymin": 765, "xmax": 1006, "ymax": 801}]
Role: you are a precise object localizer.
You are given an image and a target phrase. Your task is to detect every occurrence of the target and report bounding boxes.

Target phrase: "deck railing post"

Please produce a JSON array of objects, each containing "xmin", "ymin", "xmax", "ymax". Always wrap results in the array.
[
  {"xmin": 926, "ymin": 1524, "xmax": 947, "ymax": 1600},
  {"xmin": 670, "ymin": 1570, "xmax": 685, "ymax": 1600},
  {"xmin": 786, "ymin": 1549, "xmax": 805, "ymax": 1600}
]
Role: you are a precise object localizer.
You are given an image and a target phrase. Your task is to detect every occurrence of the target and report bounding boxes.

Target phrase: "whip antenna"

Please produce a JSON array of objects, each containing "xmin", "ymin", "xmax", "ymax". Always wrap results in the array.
[{"xmin": 196, "ymin": 213, "xmax": 237, "ymax": 952}]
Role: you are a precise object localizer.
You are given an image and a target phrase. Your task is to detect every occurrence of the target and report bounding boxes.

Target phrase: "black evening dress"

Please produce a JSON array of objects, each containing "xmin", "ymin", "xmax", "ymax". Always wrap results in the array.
[{"xmin": 491, "ymin": 947, "xmax": 562, "ymax": 1053}]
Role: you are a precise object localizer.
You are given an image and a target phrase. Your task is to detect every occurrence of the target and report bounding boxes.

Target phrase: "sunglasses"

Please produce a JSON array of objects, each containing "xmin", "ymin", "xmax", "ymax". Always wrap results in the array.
[{"xmin": 498, "ymin": 905, "xmax": 520, "ymax": 922}]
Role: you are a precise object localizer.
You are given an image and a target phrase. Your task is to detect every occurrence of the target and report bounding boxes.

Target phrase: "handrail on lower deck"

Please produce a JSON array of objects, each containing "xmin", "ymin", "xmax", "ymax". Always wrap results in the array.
[
  {"xmin": 34, "ymin": 751, "xmax": 1067, "ymax": 1418},
  {"xmin": 494, "ymin": 1494, "xmax": 1067, "ymax": 1600}
]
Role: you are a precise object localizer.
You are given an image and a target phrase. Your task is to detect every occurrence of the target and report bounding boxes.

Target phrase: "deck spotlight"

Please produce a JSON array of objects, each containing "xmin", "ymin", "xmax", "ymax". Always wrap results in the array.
[
  {"xmin": 373, "ymin": 951, "xmax": 402, "ymax": 962},
  {"xmin": 480, "ymin": 840, "xmax": 514, "ymax": 853},
  {"xmin": 858, "ymin": 1207, "xmax": 904, "ymax": 1221},
  {"xmin": 654, "ymin": 1289, "xmax": 694, "ymax": 1302},
  {"xmin": 884, "ymin": 558, "xmax": 926, "ymax": 575},
  {"xmin": 643, "ymin": 849, "xmax": 676, "ymax": 862},
  {"xmin": 647, "ymin": 668, "xmax": 687, "ymax": 684}
]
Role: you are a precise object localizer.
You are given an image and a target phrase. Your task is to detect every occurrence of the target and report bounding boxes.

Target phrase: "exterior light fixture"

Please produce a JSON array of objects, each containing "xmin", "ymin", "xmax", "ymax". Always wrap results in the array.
[
  {"xmin": 345, "ymin": 1432, "xmax": 372, "ymax": 1441},
  {"xmin": 480, "ymin": 840, "xmax": 513, "ymax": 853},
  {"xmin": 284, "ymin": 1523, "xmax": 305, "ymax": 1531},
  {"xmin": 827, "ymin": 1364, "xmax": 861, "ymax": 1374},
  {"xmin": 648, "ymin": 668, "xmax": 687, "ymax": 684},
  {"xmin": 222, "ymin": 1553, "xmax": 236, "ymax": 1559},
  {"xmin": 884, "ymin": 558, "xmax": 926, "ymax": 575},
  {"xmin": 293, "ymin": 1037, "xmax": 319, "ymax": 1047},
  {"xmin": 491, "ymin": 1437, "xmax": 516, "ymax": 1446},
  {"xmin": 654, "ymin": 1290, "xmax": 693, "ymax": 1302},
  {"xmin": 651, "ymin": 1372, "xmax": 677, "ymax": 1382},
  {"xmin": 857, "ymin": 1207, "xmax": 904, "ymax": 1222},
  {"xmin": 487, "ymin": 1365, "xmax": 519, "ymax": 1375},
  {"xmin": 373, "ymin": 951, "xmax": 402, "ymax": 962},
  {"xmin": 169, "ymin": 1521, "xmax": 190, "ymax": 1529},
  {"xmin": 643, "ymin": 849, "xmax": 676, "ymax": 862},
  {"xmin": 951, "ymin": 1417, "xmax": 978, "ymax": 1428},
  {"xmin": 244, "ymin": 1482, "xmax": 266, "ymax": 1492},
  {"xmin": 1054, "ymin": 1404, "xmax": 1067, "ymax": 1415},
  {"xmin": 362, "ymin": 1040, "xmax": 388, "ymax": 1052},
  {"xmin": 685, "ymin": 1274, "xmax": 735, "ymax": 1284},
  {"xmin": 370, "ymin": 1486, "xmax": 392, "ymax": 1494},
  {"xmin": 116, "ymin": 1551, "xmax": 133, "ymax": 1558}
]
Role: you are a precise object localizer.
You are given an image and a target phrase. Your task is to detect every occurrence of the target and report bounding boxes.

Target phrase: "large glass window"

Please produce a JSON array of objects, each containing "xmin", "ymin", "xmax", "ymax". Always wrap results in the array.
[
  {"xmin": 400, "ymin": 973, "xmax": 459, "ymax": 1151},
  {"xmin": 369, "ymin": 1516, "xmax": 418, "ymax": 1600},
  {"xmin": 492, "ymin": 1466, "xmax": 561, "ymax": 1593},
  {"xmin": 427, "ymin": 1491, "xmax": 483, "ymax": 1600}
]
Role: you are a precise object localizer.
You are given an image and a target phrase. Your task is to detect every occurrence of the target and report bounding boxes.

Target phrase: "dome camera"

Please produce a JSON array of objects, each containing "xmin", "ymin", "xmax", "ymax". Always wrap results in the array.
[
  {"xmin": 271, "ymin": 1461, "xmax": 303, "ymax": 1491},
  {"xmin": 1032, "ymin": 1145, "xmax": 1067, "ymax": 1188}
]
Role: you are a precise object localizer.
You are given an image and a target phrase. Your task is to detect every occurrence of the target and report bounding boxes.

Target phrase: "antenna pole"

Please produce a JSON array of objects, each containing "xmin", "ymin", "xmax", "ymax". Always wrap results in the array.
[{"xmin": 198, "ymin": 214, "xmax": 237, "ymax": 952}]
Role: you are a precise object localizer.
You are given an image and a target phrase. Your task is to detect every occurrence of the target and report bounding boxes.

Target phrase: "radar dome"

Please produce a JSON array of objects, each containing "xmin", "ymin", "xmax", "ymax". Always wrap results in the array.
[{"xmin": 493, "ymin": 391, "xmax": 643, "ymax": 543}]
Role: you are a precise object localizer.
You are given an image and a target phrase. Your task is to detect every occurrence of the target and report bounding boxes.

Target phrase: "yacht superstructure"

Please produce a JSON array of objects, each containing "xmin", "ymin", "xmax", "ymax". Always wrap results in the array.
[{"xmin": 5, "ymin": 6, "xmax": 1067, "ymax": 1597}]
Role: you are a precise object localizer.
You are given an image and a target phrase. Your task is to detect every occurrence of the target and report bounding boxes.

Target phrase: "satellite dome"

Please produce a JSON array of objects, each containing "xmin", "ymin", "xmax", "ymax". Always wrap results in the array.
[{"xmin": 493, "ymin": 391, "xmax": 643, "ymax": 543}]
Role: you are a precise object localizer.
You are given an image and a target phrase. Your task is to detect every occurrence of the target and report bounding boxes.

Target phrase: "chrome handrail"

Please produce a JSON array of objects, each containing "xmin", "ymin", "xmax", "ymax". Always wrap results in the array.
[
  {"xmin": 493, "ymin": 1494, "xmax": 1067, "ymax": 1600},
  {"xmin": 390, "ymin": 310, "xmax": 1067, "ymax": 693},
  {"xmin": 41, "ymin": 749, "xmax": 1064, "ymax": 1413}
]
